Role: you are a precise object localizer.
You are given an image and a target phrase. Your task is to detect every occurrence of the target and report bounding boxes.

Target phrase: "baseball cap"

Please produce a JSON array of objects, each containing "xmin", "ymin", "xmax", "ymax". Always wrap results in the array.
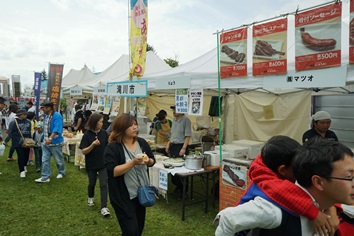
[
  {"xmin": 27, "ymin": 101, "xmax": 33, "ymax": 105},
  {"xmin": 37, "ymin": 122, "xmax": 43, "ymax": 128},
  {"xmin": 16, "ymin": 109, "xmax": 28, "ymax": 116},
  {"xmin": 0, "ymin": 96, "xmax": 6, "ymax": 104},
  {"xmin": 170, "ymin": 105, "xmax": 176, "ymax": 109},
  {"xmin": 313, "ymin": 111, "xmax": 331, "ymax": 121},
  {"xmin": 40, "ymin": 101, "xmax": 54, "ymax": 108}
]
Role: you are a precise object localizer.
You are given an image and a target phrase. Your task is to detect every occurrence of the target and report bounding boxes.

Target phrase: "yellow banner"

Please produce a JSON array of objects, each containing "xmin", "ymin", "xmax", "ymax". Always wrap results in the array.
[{"xmin": 130, "ymin": 0, "xmax": 148, "ymax": 80}]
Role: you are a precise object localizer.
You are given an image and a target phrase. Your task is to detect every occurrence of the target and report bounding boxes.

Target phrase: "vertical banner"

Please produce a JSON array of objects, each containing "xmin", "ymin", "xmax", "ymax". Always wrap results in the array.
[
  {"xmin": 188, "ymin": 89, "xmax": 203, "ymax": 116},
  {"xmin": 295, "ymin": 3, "xmax": 342, "ymax": 71},
  {"xmin": 220, "ymin": 28, "xmax": 248, "ymax": 78},
  {"xmin": 33, "ymin": 72, "xmax": 42, "ymax": 119},
  {"xmin": 47, "ymin": 64, "xmax": 64, "ymax": 111},
  {"xmin": 175, "ymin": 89, "xmax": 188, "ymax": 114},
  {"xmin": 350, "ymin": 0, "xmax": 354, "ymax": 63},
  {"xmin": 253, "ymin": 18, "xmax": 287, "ymax": 76},
  {"xmin": 129, "ymin": 0, "xmax": 148, "ymax": 79}
]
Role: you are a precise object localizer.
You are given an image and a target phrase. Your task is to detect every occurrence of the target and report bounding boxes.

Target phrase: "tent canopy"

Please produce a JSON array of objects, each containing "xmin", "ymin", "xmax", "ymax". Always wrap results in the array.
[{"xmin": 62, "ymin": 65, "xmax": 94, "ymax": 90}]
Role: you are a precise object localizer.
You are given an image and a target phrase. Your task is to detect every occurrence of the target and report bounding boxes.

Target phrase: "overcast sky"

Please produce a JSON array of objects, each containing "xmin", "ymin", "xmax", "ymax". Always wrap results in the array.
[{"xmin": 0, "ymin": 0, "xmax": 332, "ymax": 88}]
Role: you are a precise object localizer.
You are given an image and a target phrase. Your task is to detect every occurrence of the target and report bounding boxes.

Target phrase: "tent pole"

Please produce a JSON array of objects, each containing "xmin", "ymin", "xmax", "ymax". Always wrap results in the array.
[{"xmin": 216, "ymin": 31, "xmax": 223, "ymax": 164}]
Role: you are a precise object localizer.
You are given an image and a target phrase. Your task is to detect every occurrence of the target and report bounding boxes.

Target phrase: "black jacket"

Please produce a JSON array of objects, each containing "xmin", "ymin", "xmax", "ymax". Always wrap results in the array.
[{"xmin": 104, "ymin": 137, "xmax": 155, "ymax": 219}]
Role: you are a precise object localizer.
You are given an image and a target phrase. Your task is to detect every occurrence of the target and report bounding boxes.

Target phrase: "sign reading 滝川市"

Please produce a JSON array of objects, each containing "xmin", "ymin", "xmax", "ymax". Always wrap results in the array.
[{"xmin": 106, "ymin": 80, "xmax": 148, "ymax": 97}]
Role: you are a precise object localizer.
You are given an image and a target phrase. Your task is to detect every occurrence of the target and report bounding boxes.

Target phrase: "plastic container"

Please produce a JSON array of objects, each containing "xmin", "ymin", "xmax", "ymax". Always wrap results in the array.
[{"xmin": 0, "ymin": 144, "xmax": 5, "ymax": 156}]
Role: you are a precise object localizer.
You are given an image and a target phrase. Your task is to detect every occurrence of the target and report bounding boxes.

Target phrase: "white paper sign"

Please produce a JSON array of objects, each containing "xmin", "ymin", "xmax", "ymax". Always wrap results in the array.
[
  {"xmin": 70, "ymin": 86, "xmax": 82, "ymax": 96},
  {"xmin": 159, "ymin": 169, "xmax": 168, "ymax": 190},
  {"xmin": 106, "ymin": 80, "xmax": 147, "ymax": 97},
  {"xmin": 175, "ymin": 89, "xmax": 189, "ymax": 114},
  {"xmin": 156, "ymin": 77, "xmax": 191, "ymax": 90},
  {"xmin": 263, "ymin": 66, "xmax": 347, "ymax": 89},
  {"xmin": 188, "ymin": 89, "xmax": 203, "ymax": 116},
  {"xmin": 93, "ymin": 86, "xmax": 106, "ymax": 95}
]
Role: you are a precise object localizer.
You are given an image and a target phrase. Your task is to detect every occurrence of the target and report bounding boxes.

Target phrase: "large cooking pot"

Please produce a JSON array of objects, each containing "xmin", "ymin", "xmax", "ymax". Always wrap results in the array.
[{"xmin": 185, "ymin": 154, "xmax": 204, "ymax": 170}]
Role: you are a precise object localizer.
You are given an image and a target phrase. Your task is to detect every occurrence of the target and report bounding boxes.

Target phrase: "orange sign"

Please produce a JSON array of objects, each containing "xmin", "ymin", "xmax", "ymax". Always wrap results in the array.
[
  {"xmin": 220, "ymin": 28, "xmax": 247, "ymax": 78},
  {"xmin": 295, "ymin": 3, "xmax": 342, "ymax": 71},
  {"xmin": 252, "ymin": 18, "xmax": 287, "ymax": 76},
  {"xmin": 350, "ymin": 0, "xmax": 354, "ymax": 63}
]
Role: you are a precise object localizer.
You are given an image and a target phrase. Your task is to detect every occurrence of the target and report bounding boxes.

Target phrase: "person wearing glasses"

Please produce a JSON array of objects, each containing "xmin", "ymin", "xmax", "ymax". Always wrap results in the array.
[
  {"xmin": 216, "ymin": 138, "xmax": 354, "ymax": 236},
  {"xmin": 104, "ymin": 114, "xmax": 156, "ymax": 236},
  {"xmin": 302, "ymin": 111, "xmax": 338, "ymax": 143},
  {"xmin": 79, "ymin": 113, "xmax": 110, "ymax": 217}
]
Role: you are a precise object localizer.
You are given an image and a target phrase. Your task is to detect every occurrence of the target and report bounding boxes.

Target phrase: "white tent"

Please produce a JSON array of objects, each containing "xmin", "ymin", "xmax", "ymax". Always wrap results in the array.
[
  {"xmin": 62, "ymin": 65, "xmax": 95, "ymax": 91},
  {"xmin": 79, "ymin": 51, "xmax": 171, "ymax": 88}
]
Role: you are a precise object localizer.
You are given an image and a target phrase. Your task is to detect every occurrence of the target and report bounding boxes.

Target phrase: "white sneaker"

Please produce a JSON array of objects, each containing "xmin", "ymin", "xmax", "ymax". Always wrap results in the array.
[
  {"xmin": 24, "ymin": 166, "xmax": 27, "ymax": 173},
  {"xmin": 87, "ymin": 197, "xmax": 94, "ymax": 206},
  {"xmin": 56, "ymin": 174, "xmax": 63, "ymax": 179},
  {"xmin": 101, "ymin": 207, "xmax": 110, "ymax": 216},
  {"xmin": 20, "ymin": 171, "xmax": 26, "ymax": 178},
  {"xmin": 35, "ymin": 177, "xmax": 50, "ymax": 183}
]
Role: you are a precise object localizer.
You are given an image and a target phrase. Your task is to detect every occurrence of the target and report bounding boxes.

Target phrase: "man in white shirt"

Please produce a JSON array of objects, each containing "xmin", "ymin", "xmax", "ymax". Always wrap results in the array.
[{"xmin": 215, "ymin": 138, "xmax": 354, "ymax": 236}]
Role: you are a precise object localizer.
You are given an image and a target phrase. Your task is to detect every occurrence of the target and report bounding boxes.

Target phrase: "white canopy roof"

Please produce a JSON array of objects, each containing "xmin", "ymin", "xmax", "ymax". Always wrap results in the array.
[
  {"xmin": 62, "ymin": 65, "xmax": 94, "ymax": 90},
  {"xmin": 79, "ymin": 51, "xmax": 171, "ymax": 88}
]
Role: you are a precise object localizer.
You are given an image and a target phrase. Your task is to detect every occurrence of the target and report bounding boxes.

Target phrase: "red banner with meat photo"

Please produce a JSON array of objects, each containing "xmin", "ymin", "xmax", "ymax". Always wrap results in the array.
[
  {"xmin": 252, "ymin": 18, "xmax": 287, "ymax": 76},
  {"xmin": 220, "ymin": 28, "xmax": 247, "ymax": 78},
  {"xmin": 349, "ymin": 0, "xmax": 354, "ymax": 63},
  {"xmin": 295, "ymin": 3, "xmax": 342, "ymax": 71}
]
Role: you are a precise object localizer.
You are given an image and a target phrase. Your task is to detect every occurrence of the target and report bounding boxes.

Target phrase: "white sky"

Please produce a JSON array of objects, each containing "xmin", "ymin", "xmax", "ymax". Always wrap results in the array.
[{"xmin": 0, "ymin": 0, "xmax": 332, "ymax": 89}]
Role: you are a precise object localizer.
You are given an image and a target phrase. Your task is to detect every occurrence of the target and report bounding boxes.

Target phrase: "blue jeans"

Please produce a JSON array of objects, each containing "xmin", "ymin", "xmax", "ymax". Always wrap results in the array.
[{"xmin": 41, "ymin": 144, "xmax": 66, "ymax": 179}]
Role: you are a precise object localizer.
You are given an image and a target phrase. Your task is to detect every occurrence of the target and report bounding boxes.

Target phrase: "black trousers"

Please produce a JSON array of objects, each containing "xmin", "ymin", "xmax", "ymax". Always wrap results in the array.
[
  {"xmin": 117, "ymin": 197, "xmax": 146, "ymax": 236},
  {"xmin": 169, "ymin": 143, "xmax": 189, "ymax": 192}
]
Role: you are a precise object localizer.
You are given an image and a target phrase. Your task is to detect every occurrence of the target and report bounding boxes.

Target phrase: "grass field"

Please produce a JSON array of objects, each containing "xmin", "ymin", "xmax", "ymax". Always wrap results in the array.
[{"xmin": 0, "ymin": 145, "xmax": 219, "ymax": 236}]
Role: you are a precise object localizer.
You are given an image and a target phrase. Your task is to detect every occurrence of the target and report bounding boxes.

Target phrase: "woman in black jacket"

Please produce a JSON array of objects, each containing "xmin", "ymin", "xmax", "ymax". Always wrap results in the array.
[{"xmin": 104, "ymin": 114, "xmax": 155, "ymax": 236}]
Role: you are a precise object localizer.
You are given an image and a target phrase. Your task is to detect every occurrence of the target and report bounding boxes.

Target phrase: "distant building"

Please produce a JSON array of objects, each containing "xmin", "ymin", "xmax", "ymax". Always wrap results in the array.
[
  {"xmin": 12, "ymin": 75, "xmax": 21, "ymax": 97},
  {"xmin": 0, "ymin": 76, "xmax": 10, "ymax": 97}
]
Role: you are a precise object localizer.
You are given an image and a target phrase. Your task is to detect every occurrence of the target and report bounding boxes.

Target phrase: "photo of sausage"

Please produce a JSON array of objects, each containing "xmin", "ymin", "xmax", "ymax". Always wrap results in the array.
[
  {"xmin": 300, "ymin": 27, "xmax": 336, "ymax": 51},
  {"xmin": 222, "ymin": 164, "xmax": 246, "ymax": 189},
  {"xmin": 350, "ymin": 18, "xmax": 354, "ymax": 46},
  {"xmin": 220, "ymin": 44, "xmax": 246, "ymax": 64}
]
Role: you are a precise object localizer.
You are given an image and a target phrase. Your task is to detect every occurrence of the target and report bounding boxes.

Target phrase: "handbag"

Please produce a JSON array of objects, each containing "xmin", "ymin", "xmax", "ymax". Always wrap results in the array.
[
  {"xmin": 122, "ymin": 144, "xmax": 159, "ymax": 207},
  {"xmin": 15, "ymin": 119, "xmax": 36, "ymax": 148}
]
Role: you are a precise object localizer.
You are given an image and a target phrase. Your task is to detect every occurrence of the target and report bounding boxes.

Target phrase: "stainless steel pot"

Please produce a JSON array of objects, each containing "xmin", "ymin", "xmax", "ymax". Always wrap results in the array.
[{"xmin": 185, "ymin": 154, "xmax": 204, "ymax": 170}]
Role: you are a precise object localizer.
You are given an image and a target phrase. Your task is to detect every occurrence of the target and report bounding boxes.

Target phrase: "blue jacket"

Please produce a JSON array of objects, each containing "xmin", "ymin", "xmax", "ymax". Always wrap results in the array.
[
  {"xmin": 43, "ymin": 111, "xmax": 64, "ymax": 144},
  {"xmin": 5, "ymin": 118, "xmax": 31, "ymax": 147}
]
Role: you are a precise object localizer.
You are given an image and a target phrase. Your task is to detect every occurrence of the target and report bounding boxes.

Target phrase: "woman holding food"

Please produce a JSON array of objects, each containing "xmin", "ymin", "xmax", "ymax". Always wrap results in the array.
[
  {"xmin": 104, "ymin": 113, "xmax": 156, "ymax": 236},
  {"xmin": 79, "ymin": 113, "xmax": 110, "ymax": 216}
]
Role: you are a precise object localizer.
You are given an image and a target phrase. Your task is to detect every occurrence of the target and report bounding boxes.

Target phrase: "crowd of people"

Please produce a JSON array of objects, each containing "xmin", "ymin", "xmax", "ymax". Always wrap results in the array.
[{"xmin": 1, "ymin": 95, "xmax": 354, "ymax": 235}]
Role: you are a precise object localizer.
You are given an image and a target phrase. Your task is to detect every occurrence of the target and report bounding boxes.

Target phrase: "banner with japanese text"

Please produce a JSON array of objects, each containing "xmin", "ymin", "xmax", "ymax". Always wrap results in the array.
[
  {"xmin": 350, "ymin": 0, "xmax": 354, "ymax": 63},
  {"xmin": 188, "ymin": 89, "xmax": 203, "ymax": 116},
  {"xmin": 295, "ymin": 3, "xmax": 342, "ymax": 71},
  {"xmin": 253, "ymin": 18, "xmax": 287, "ymax": 76},
  {"xmin": 129, "ymin": 0, "xmax": 148, "ymax": 79},
  {"xmin": 220, "ymin": 28, "xmax": 247, "ymax": 78},
  {"xmin": 33, "ymin": 72, "xmax": 42, "ymax": 119},
  {"xmin": 47, "ymin": 64, "xmax": 64, "ymax": 111}
]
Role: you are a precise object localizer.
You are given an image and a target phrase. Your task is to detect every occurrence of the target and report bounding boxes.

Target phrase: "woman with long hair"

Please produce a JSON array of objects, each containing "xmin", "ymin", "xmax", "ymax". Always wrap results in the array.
[
  {"xmin": 104, "ymin": 113, "xmax": 156, "ymax": 236},
  {"xmin": 79, "ymin": 113, "xmax": 110, "ymax": 216}
]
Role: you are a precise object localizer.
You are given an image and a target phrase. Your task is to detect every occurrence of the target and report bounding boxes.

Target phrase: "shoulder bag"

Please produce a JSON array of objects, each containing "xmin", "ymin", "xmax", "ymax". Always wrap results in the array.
[
  {"xmin": 15, "ymin": 119, "xmax": 36, "ymax": 148},
  {"xmin": 122, "ymin": 144, "xmax": 159, "ymax": 207}
]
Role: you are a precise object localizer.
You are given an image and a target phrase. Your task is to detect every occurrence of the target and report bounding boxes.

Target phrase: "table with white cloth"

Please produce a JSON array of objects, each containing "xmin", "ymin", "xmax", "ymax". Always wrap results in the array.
[
  {"xmin": 149, "ymin": 158, "xmax": 214, "ymax": 221},
  {"xmin": 62, "ymin": 137, "xmax": 85, "ymax": 168}
]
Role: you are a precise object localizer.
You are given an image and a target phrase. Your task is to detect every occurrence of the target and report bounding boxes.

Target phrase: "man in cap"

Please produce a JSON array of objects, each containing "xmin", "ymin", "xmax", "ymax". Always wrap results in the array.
[
  {"xmin": 165, "ymin": 105, "xmax": 192, "ymax": 195},
  {"xmin": 35, "ymin": 102, "xmax": 66, "ymax": 183},
  {"xmin": 302, "ymin": 111, "xmax": 338, "ymax": 143},
  {"xmin": 0, "ymin": 97, "xmax": 6, "ymax": 174},
  {"xmin": 0, "ymin": 97, "xmax": 6, "ymax": 142}
]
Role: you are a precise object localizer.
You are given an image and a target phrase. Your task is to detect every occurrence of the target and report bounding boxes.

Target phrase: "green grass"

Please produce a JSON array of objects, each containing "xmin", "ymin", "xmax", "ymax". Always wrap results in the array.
[{"xmin": 0, "ymin": 145, "xmax": 219, "ymax": 236}]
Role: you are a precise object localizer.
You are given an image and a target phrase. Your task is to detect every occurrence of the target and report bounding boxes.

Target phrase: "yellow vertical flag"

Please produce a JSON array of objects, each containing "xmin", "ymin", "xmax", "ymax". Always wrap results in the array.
[{"xmin": 129, "ymin": 0, "xmax": 148, "ymax": 80}]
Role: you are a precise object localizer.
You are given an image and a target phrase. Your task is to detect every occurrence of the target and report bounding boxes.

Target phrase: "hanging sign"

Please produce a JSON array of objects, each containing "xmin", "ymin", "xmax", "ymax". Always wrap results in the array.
[
  {"xmin": 70, "ymin": 86, "xmax": 82, "ymax": 96},
  {"xmin": 188, "ymin": 89, "xmax": 203, "ymax": 116},
  {"xmin": 155, "ymin": 77, "xmax": 190, "ymax": 90},
  {"xmin": 106, "ymin": 80, "xmax": 148, "ymax": 97},
  {"xmin": 175, "ymin": 89, "xmax": 189, "ymax": 114},
  {"xmin": 220, "ymin": 28, "xmax": 248, "ymax": 78},
  {"xmin": 349, "ymin": 0, "xmax": 354, "ymax": 63},
  {"xmin": 295, "ymin": 3, "xmax": 342, "ymax": 71},
  {"xmin": 253, "ymin": 18, "xmax": 288, "ymax": 76}
]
